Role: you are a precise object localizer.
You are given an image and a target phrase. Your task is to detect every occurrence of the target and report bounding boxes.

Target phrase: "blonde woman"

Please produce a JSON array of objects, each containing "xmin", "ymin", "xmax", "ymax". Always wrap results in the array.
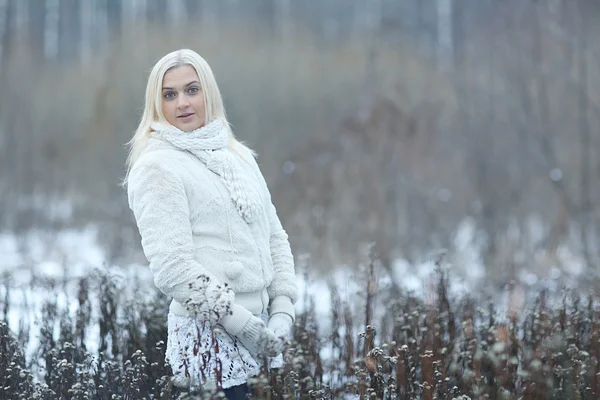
[{"xmin": 123, "ymin": 49, "xmax": 298, "ymax": 398}]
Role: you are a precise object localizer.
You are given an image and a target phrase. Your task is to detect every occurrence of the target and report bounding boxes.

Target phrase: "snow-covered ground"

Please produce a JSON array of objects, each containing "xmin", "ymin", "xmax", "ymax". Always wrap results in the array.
[{"xmin": 0, "ymin": 217, "xmax": 590, "ymax": 379}]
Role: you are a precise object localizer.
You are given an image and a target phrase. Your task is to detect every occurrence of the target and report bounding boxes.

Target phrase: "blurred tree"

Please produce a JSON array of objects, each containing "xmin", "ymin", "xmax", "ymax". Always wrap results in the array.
[
  {"xmin": 1, "ymin": 0, "xmax": 600, "ymax": 279},
  {"xmin": 43, "ymin": 0, "xmax": 59, "ymax": 59}
]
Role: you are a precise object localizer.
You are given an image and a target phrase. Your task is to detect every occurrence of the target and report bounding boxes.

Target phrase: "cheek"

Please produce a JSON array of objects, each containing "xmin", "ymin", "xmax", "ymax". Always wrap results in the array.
[
  {"xmin": 162, "ymin": 102, "xmax": 175, "ymax": 120},
  {"xmin": 192, "ymin": 96, "xmax": 205, "ymax": 112}
]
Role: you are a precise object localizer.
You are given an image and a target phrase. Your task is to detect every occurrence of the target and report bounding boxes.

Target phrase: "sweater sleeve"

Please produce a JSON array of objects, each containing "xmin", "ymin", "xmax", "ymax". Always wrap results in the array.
[
  {"xmin": 266, "ymin": 200, "xmax": 299, "ymax": 318},
  {"xmin": 127, "ymin": 160, "xmax": 252, "ymax": 334},
  {"xmin": 238, "ymin": 149, "xmax": 298, "ymax": 321}
]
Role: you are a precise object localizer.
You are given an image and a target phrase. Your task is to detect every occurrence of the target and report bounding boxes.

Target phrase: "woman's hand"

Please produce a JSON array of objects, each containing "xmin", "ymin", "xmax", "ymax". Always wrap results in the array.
[
  {"xmin": 267, "ymin": 313, "xmax": 293, "ymax": 339},
  {"xmin": 236, "ymin": 315, "xmax": 284, "ymax": 358}
]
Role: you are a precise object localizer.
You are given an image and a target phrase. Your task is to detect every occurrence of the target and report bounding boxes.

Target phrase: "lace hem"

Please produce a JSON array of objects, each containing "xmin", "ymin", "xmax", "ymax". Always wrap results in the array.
[{"xmin": 165, "ymin": 312, "xmax": 283, "ymax": 390}]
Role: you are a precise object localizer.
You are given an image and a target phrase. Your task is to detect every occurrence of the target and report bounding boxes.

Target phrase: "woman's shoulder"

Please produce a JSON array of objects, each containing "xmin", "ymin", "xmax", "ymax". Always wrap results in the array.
[
  {"xmin": 128, "ymin": 142, "xmax": 192, "ymax": 189},
  {"xmin": 133, "ymin": 139, "xmax": 190, "ymax": 171}
]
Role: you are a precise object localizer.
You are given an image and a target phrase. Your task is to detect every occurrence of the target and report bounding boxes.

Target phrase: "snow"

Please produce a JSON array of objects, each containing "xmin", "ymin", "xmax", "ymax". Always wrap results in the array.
[{"xmin": 0, "ymin": 216, "xmax": 591, "ymax": 380}]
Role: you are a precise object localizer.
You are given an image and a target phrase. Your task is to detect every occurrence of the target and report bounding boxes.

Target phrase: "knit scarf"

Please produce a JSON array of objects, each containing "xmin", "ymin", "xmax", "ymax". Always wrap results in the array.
[{"xmin": 149, "ymin": 118, "xmax": 261, "ymax": 223}]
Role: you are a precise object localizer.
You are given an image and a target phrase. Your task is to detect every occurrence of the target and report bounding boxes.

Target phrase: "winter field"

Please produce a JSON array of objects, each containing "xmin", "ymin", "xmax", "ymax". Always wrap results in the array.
[
  {"xmin": 2, "ymin": 0, "xmax": 600, "ymax": 398},
  {"xmin": 2, "ymin": 220, "xmax": 599, "ymax": 399}
]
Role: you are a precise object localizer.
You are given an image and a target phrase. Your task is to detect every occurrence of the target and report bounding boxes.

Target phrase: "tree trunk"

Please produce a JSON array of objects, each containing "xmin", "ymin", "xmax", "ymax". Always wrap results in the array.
[
  {"xmin": 436, "ymin": 0, "xmax": 453, "ymax": 72},
  {"xmin": 44, "ymin": 0, "xmax": 59, "ymax": 59},
  {"xmin": 0, "ymin": 0, "xmax": 8, "ymax": 76},
  {"xmin": 80, "ymin": 0, "xmax": 92, "ymax": 65},
  {"xmin": 576, "ymin": 0, "xmax": 592, "ymax": 269}
]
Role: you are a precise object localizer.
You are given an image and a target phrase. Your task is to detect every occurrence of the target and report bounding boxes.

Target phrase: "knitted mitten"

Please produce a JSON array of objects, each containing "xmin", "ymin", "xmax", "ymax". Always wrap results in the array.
[
  {"xmin": 267, "ymin": 313, "xmax": 293, "ymax": 339},
  {"xmin": 235, "ymin": 315, "xmax": 284, "ymax": 358}
]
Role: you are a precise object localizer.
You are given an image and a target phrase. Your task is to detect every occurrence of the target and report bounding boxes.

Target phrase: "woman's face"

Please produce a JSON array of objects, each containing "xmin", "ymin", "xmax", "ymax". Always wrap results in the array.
[{"xmin": 161, "ymin": 65, "xmax": 206, "ymax": 131}]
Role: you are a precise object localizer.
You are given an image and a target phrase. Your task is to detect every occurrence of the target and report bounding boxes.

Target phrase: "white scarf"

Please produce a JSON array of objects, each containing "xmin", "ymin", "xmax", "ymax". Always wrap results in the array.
[{"xmin": 149, "ymin": 119, "xmax": 262, "ymax": 223}]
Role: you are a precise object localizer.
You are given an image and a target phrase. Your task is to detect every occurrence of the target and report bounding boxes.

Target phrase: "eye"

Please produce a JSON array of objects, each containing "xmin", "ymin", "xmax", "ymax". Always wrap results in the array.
[
  {"xmin": 188, "ymin": 86, "xmax": 199, "ymax": 94},
  {"xmin": 164, "ymin": 91, "xmax": 176, "ymax": 100}
]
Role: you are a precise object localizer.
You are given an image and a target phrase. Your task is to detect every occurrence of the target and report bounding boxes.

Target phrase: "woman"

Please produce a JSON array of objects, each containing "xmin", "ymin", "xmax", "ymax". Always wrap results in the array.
[{"xmin": 123, "ymin": 49, "xmax": 298, "ymax": 397}]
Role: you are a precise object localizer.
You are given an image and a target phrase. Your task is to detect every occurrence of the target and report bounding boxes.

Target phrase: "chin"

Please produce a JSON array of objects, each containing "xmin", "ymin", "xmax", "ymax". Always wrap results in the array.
[{"xmin": 177, "ymin": 120, "xmax": 203, "ymax": 132}]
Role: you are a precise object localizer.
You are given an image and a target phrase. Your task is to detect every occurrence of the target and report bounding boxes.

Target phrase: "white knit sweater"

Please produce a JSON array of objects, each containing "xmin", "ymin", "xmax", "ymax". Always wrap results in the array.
[{"xmin": 127, "ymin": 123, "xmax": 298, "ymax": 337}]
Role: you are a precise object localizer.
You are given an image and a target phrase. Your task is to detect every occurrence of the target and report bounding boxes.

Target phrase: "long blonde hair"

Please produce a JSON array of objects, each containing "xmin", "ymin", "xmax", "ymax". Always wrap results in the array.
[{"xmin": 122, "ymin": 48, "xmax": 255, "ymax": 187}]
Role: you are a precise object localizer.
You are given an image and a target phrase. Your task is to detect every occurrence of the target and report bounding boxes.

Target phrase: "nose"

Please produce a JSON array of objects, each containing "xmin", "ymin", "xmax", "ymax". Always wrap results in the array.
[{"xmin": 176, "ymin": 95, "xmax": 190, "ymax": 108}]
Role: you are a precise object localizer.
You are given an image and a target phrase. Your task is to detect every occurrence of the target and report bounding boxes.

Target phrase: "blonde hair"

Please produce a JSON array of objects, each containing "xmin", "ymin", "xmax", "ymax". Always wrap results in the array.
[{"xmin": 122, "ymin": 48, "xmax": 255, "ymax": 187}]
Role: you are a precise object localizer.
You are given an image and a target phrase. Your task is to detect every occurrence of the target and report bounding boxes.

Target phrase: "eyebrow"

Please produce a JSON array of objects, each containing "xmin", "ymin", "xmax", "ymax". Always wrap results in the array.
[{"xmin": 162, "ymin": 81, "xmax": 200, "ymax": 91}]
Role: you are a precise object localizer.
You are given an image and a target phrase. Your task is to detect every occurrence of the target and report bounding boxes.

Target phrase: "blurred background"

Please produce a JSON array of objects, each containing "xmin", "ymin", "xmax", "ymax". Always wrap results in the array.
[{"xmin": 1, "ymin": 0, "xmax": 600, "ymax": 293}]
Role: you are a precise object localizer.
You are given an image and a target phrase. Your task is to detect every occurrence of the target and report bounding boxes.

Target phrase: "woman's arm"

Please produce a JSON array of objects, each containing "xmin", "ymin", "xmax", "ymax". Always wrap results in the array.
[
  {"xmin": 127, "ymin": 160, "xmax": 252, "ymax": 335},
  {"xmin": 266, "ymin": 201, "xmax": 299, "ymax": 322},
  {"xmin": 236, "ymin": 147, "xmax": 298, "ymax": 323}
]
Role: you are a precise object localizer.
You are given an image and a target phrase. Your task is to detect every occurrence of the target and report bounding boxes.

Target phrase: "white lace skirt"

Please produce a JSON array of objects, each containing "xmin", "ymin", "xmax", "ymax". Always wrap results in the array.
[{"xmin": 165, "ymin": 312, "xmax": 283, "ymax": 389}]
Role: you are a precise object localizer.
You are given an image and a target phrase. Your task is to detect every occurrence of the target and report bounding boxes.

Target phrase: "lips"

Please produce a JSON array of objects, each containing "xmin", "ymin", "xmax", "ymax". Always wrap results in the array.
[{"xmin": 178, "ymin": 113, "xmax": 194, "ymax": 118}]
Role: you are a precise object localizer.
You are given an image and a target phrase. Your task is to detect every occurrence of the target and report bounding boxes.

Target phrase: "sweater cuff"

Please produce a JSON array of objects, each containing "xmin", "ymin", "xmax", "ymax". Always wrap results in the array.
[
  {"xmin": 218, "ymin": 303, "xmax": 253, "ymax": 336},
  {"xmin": 269, "ymin": 295, "xmax": 295, "ymax": 323}
]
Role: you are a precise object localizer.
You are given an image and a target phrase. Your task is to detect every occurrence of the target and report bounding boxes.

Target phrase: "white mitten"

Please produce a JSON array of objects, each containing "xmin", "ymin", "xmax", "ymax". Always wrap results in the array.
[
  {"xmin": 267, "ymin": 313, "xmax": 293, "ymax": 339},
  {"xmin": 236, "ymin": 315, "xmax": 284, "ymax": 358}
]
